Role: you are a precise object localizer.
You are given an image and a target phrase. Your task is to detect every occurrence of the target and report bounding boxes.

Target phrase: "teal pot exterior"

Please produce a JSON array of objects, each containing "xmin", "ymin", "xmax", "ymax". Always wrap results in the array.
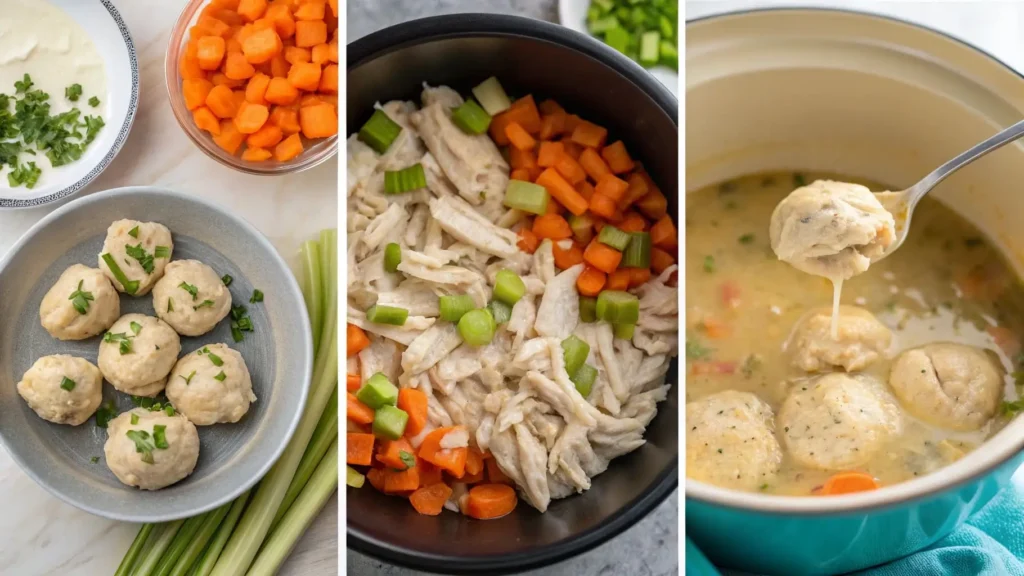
[{"xmin": 687, "ymin": 452, "xmax": 1024, "ymax": 575}]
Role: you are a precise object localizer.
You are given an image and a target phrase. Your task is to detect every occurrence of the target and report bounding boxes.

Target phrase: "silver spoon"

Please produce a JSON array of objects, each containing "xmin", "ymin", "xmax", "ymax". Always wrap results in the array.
[{"xmin": 874, "ymin": 117, "xmax": 1024, "ymax": 261}]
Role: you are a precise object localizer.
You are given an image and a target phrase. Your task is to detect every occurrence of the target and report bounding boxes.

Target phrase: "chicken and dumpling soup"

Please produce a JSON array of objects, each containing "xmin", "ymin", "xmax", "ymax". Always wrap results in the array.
[{"xmin": 686, "ymin": 172, "xmax": 1023, "ymax": 496}]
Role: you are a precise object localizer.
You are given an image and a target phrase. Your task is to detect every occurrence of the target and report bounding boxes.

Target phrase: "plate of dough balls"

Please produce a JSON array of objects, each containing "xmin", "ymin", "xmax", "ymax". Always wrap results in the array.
[{"xmin": 0, "ymin": 187, "xmax": 312, "ymax": 522}]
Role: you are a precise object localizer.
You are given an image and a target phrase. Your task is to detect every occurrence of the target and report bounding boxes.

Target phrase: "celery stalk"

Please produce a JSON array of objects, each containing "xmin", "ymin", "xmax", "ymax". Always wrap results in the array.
[
  {"xmin": 247, "ymin": 440, "xmax": 339, "ymax": 576},
  {"xmin": 114, "ymin": 524, "xmax": 153, "ymax": 576},
  {"xmin": 166, "ymin": 502, "xmax": 232, "ymax": 576},
  {"xmin": 192, "ymin": 490, "xmax": 251, "ymax": 576},
  {"xmin": 131, "ymin": 519, "xmax": 183, "ymax": 576},
  {"xmin": 209, "ymin": 230, "xmax": 338, "ymax": 576},
  {"xmin": 300, "ymin": 240, "xmax": 324, "ymax": 355},
  {"xmin": 152, "ymin": 515, "xmax": 205, "ymax": 576}
]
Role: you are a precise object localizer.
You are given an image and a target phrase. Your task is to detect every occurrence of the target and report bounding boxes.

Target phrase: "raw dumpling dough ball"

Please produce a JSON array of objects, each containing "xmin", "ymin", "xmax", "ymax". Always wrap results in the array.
[
  {"xmin": 166, "ymin": 343, "xmax": 256, "ymax": 425},
  {"xmin": 788, "ymin": 306, "xmax": 892, "ymax": 372},
  {"xmin": 39, "ymin": 264, "xmax": 120, "ymax": 340},
  {"xmin": 98, "ymin": 219, "xmax": 173, "ymax": 296},
  {"xmin": 686, "ymin": 390, "xmax": 783, "ymax": 490},
  {"xmin": 889, "ymin": 342, "xmax": 1003, "ymax": 431},
  {"xmin": 152, "ymin": 260, "xmax": 232, "ymax": 337},
  {"xmin": 779, "ymin": 373, "xmax": 903, "ymax": 471},
  {"xmin": 98, "ymin": 314, "xmax": 181, "ymax": 397},
  {"xmin": 17, "ymin": 354, "xmax": 103, "ymax": 425},
  {"xmin": 104, "ymin": 408, "xmax": 200, "ymax": 490}
]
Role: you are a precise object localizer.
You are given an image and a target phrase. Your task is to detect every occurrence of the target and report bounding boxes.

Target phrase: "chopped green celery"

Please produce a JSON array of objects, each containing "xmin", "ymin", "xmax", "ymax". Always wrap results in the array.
[
  {"xmin": 592, "ymin": 0, "xmax": 614, "ymax": 12},
  {"xmin": 493, "ymin": 269, "xmax": 526, "ymax": 305},
  {"xmin": 366, "ymin": 304, "xmax": 408, "ymax": 326},
  {"xmin": 503, "ymin": 180, "xmax": 549, "ymax": 215},
  {"xmin": 356, "ymin": 372, "xmax": 398, "ymax": 409},
  {"xmin": 458, "ymin": 308, "xmax": 496, "ymax": 346},
  {"xmin": 384, "ymin": 163, "xmax": 426, "ymax": 194},
  {"xmin": 569, "ymin": 213, "xmax": 596, "ymax": 245},
  {"xmin": 587, "ymin": 5, "xmax": 602, "ymax": 21},
  {"xmin": 571, "ymin": 363, "xmax": 598, "ymax": 397},
  {"xmin": 384, "ymin": 243, "xmax": 401, "ymax": 273},
  {"xmin": 615, "ymin": 7, "xmax": 630, "ymax": 21},
  {"xmin": 640, "ymin": 31, "xmax": 661, "ymax": 68},
  {"xmin": 659, "ymin": 15, "xmax": 675, "ymax": 40},
  {"xmin": 660, "ymin": 40, "xmax": 678, "ymax": 70},
  {"xmin": 358, "ymin": 109, "xmax": 402, "ymax": 154},
  {"xmin": 622, "ymin": 232, "xmax": 651, "ymax": 268},
  {"xmin": 604, "ymin": 26, "xmax": 630, "ymax": 54},
  {"xmin": 439, "ymin": 294, "xmax": 476, "ymax": 322},
  {"xmin": 629, "ymin": 7, "xmax": 647, "ymax": 26},
  {"xmin": 614, "ymin": 322, "xmax": 636, "ymax": 340},
  {"xmin": 561, "ymin": 335, "xmax": 591, "ymax": 377},
  {"xmin": 452, "ymin": 99, "xmax": 492, "ymax": 135},
  {"xmin": 488, "ymin": 300, "xmax": 513, "ymax": 325},
  {"xmin": 472, "ymin": 77, "xmax": 512, "ymax": 116},
  {"xmin": 579, "ymin": 297, "xmax": 598, "ymax": 323},
  {"xmin": 372, "ymin": 405, "xmax": 409, "ymax": 440},
  {"xmin": 598, "ymin": 225, "xmax": 631, "ymax": 251},
  {"xmin": 346, "ymin": 466, "xmax": 366, "ymax": 488},
  {"xmin": 588, "ymin": 16, "xmax": 620, "ymax": 35},
  {"xmin": 597, "ymin": 290, "xmax": 640, "ymax": 324}
]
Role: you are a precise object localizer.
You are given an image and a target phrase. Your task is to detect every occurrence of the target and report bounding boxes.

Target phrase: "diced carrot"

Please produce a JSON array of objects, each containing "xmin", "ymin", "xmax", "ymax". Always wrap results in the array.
[
  {"xmin": 274, "ymin": 132, "xmax": 304, "ymax": 161},
  {"xmin": 618, "ymin": 172, "xmax": 650, "ymax": 209},
  {"xmin": 246, "ymin": 124, "xmax": 283, "ymax": 150},
  {"xmin": 508, "ymin": 146, "xmax": 538, "ymax": 172},
  {"xmin": 505, "ymin": 122, "xmax": 537, "ymax": 151},
  {"xmin": 510, "ymin": 168, "xmax": 531, "ymax": 182},
  {"xmin": 410, "ymin": 483, "xmax": 452, "ymax": 516},
  {"xmin": 264, "ymin": 76, "xmax": 299, "ymax": 105},
  {"xmin": 264, "ymin": 3, "xmax": 296, "ymax": 38},
  {"xmin": 636, "ymin": 188, "xmax": 668, "ymax": 220},
  {"xmin": 460, "ymin": 469, "xmax": 485, "ymax": 485},
  {"xmin": 564, "ymin": 113, "xmax": 582, "ymax": 133},
  {"xmin": 205, "ymin": 84, "xmax": 238, "ymax": 119},
  {"xmin": 539, "ymin": 111, "xmax": 566, "ymax": 140},
  {"xmin": 552, "ymin": 240, "xmax": 584, "ymax": 270},
  {"xmin": 241, "ymin": 27, "xmax": 282, "ymax": 64},
  {"xmin": 383, "ymin": 466, "xmax": 420, "ymax": 494},
  {"xmin": 287, "ymin": 61, "xmax": 322, "ymax": 91},
  {"xmin": 180, "ymin": 52, "xmax": 206, "ymax": 81},
  {"xmin": 490, "ymin": 95, "xmax": 542, "ymax": 144},
  {"xmin": 269, "ymin": 52, "xmax": 290, "ymax": 77},
  {"xmin": 224, "ymin": 51, "xmax": 257, "ymax": 80},
  {"xmin": 398, "ymin": 388, "xmax": 428, "ymax": 437},
  {"xmin": 485, "ymin": 459, "xmax": 513, "ymax": 484},
  {"xmin": 328, "ymin": 37, "xmax": 339, "ymax": 62},
  {"xmin": 192, "ymin": 106, "xmax": 221, "ymax": 135},
  {"xmin": 347, "ymin": 433, "xmax": 375, "ymax": 466},
  {"xmin": 225, "ymin": 35, "xmax": 244, "ymax": 55},
  {"xmin": 619, "ymin": 212, "xmax": 647, "ymax": 233},
  {"xmin": 347, "ymin": 323, "xmax": 370, "ymax": 357},
  {"xmin": 628, "ymin": 267, "xmax": 652, "ymax": 288},
  {"xmin": 197, "ymin": 36, "xmax": 227, "ymax": 70},
  {"xmin": 295, "ymin": 19, "xmax": 327, "ymax": 47},
  {"xmin": 690, "ymin": 361, "xmax": 737, "ymax": 376},
  {"xmin": 347, "ymin": 392, "xmax": 375, "ymax": 425},
  {"xmin": 231, "ymin": 89, "xmax": 247, "ymax": 110},
  {"xmin": 583, "ymin": 240, "xmax": 623, "ymax": 274},
  {"xmin": 607, "ymin": 269, "xmax": 631, "ymax": 291},
  {"xmin": 571, "ymin": 120, "xmax": 608, "ymax": 148},
  {"xmin": 465, "ymin": 448, "xmax": 485, "ymax": 477},
  {"xmin": 650, "ymin": 215, "xmax": 678, "ymax": 250},
  {"xmin": 554, "ymin": 152, "xmax": 587, "ymax": 185},
  {"xmin": 576, "ymin": 265, "xmax": 607, "ymax": 296},
  {"xmin": 346, "ymin": 373, "xmax": 361, "ymax": 392},
  {"xmin": 517, "ymin": 227, "xmax": 540, "ymax": 254},
  {"xmin": 328, "ymin": 0, "xmax": 339, "ymax": 17},
  {"xmin": 651, "ymin": 246, "xmax": 675, "ymax": 273},
  {"xmin": 377, "ymin": 438, "xmax": 416, "ymax": 470},
  {"xmin": 298, "ymin": 93, "xmax": 322, "ymax": 107},
  {"xmin": 310, "ymin": 43, "xmax": 331, "ymax": 65},
  {"xmin": 242, "ymin": 72, "xmax": 270, "ymax": 105},
  {"xmin": 418, "ymin": 459, "xmax": 444, "ymax": 488},
  {"xmin": 545, "ymin": 197, "xmax": 565, "ymax": 215},
  {"xmin": 465, "ymin": 484, "xmax": 518, "ymax": 520},
  {"xmin": 183, "ymin": 78, "xmax": 214, "ymax": 111},
  {"xmin": 319, "ymin": 63, "xmax": 338, "ymax": 93},
  {"xmin": 195, "ymin": 15, "xmax": 232, "ymax": 38},
  {"xmin": 579, "ymin": 147, "xmax": 612, "ymax": 182},
  {"xmin": 366, "ymin": 468, "xmax": 386, "ymax": 492},
  {"xmin": 234, "ymin": 101, "xmax": 269, "ymax": 134},
  {"xmin": 299, "ymin": 102, "xmax": 338, "ymax": 138},
  {"xmin": 576, "ymin": 180, "xmax": 596, "ymax": 202},
  {"xmin": 595, "ymin": 173, "xmax": 629, "ymax": 202},
  {"xmin": 294, "ymin": 0, "xmax": 326, "ymax": 20},
  {"xmin": 589, "ymin": 192, "xmax": 618, "ymax": 220},
  {"xmin": 821, "ymin": 472, "xmax": 880, "ymax": 495},
  {"xmin": 538, "ymin": 99, "xmax": 564, "ymax": 115},
  {"xmin": 561, "ymin": 137, "xmax": 583, "ymax": 160},
  {"xmin": 532, "ymin": 213, "xmax": 572, "ymax": 240},
  {"xmin": 535, "ymin": 168, "xmax": 589, "ymax": 216},
  {"xmin": 241, "ymin": 147, "xmax": 272, "ymax": 162},
  {"xmin": 211, "ymin": 73, "xmax": 244, "ymax": 88},
  {"xmin": 270, "ymin": 105, "xmax": 301, "ymax": 133},
  {"xmin": 601, "ymin": 141, "xmax": 635, "ymax": 174},
  {"xmin": 537, "ymin": 141, "xmax": 564, "ymax": 167},
  {"xmin": 418, "ymin": 427, "xmax": 469, "ymax": 478},
  {"xmin": 236, "ymin": 0, "xmax": 267, "ymax": 21},
  {"xmin": 284, "ymin": 45, "xmax": 311, "ymax": 64}
]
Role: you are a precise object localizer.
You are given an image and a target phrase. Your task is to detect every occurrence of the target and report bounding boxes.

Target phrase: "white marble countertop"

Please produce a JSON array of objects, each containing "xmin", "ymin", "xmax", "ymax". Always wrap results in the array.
[{"xmin": 0, "ymin": 1, "xmax": 338, "ymax": 575}]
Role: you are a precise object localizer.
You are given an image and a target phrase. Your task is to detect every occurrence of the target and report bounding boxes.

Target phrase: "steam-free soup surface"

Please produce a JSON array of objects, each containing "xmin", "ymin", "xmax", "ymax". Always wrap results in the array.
[{"xmin": 686, "ymin": 172, "xmax": 1023, "ymax": 495}]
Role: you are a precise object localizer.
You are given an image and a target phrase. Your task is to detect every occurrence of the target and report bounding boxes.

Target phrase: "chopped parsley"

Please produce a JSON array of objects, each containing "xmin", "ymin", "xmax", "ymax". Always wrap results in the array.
[
  {"xmin": 130, "ymin": 413, "xmax": 139, "ymax": 425},
  {"xmin": 60, "ymin": 376, "xmax": 76, "ymax": 391},
  {"xmin": 214, "ymin": 371, "xmax": 227, "ymax": 382},
  {"xmin": 179, "ymin": 281, "xmax": 199, "ymax": 300},
  {"xmin": 249, "ymin": 289, "xmax": 264, "ymax": 303},
  {"xmin": 130, "ymin": 321, "xmax": 143, "ymax": 335},
  {"xmin": 128, "ymin": 225, "xmax": 139, "ymax": 238},
  {"xmin": 89, "ymin": 96, "xmax": 100, "ymax": 107},
  {"xmin": 194, "ymin": 299, "xmax": 216, "ymax": 311},
  {"xmin": 126, "ymin": 429, "xmax": 156, "ymax": 464},
  {"xmin": 65, "ymin": 84, "xmax": 83, "ymax": 102},
  {"xmin": 703, "ymin": 255, "xmax": 715, "ymax": 273},
  {"xmin": 222, "ymin": 274, "xmax": 233, "ymax": 286},
  {"xmin": 1001, "ymin": 400, "xmax": 1024, "ymax": 416},
  {"xmin": 164, "ymin": 405, "xmax": 175, "ymax": 416},
  {"xmin": 95, "ymin": 400, "xmax": 117, "ymax": 428},
  {"xmin": 793, "ymin": 172, "xmax": 807, "ymax": 187},
  {"xmin": 230, "ymin": 304, "xmax": 254, "ymax": 342},
  {"xmin": 125, "ymin": 243, "xmax": 156, "ymax": 274},
  {"xmin": 738, "ymin": 234, "xmax": 755, "ymax": 244},
  {"xmin": 686, "ymin": 339, "xmax": 712, "ymax": 359},
  {"xmin": 8, "ymin": 162, "xmax": 41, "ymax": 188},
  {"xmin": 69, "ymin": 280, "xmax": 94, "ymax": 315},
  {"xmin": 104, "ymin": 331, "xmax": 134, "ymax": 355}
]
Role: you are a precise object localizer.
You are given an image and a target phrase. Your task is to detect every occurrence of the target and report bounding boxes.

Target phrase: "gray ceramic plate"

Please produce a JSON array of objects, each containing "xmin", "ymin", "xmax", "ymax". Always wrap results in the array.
[{"xmin": 0, "ymin": 187, "xmax": 312, "ymax": 522}]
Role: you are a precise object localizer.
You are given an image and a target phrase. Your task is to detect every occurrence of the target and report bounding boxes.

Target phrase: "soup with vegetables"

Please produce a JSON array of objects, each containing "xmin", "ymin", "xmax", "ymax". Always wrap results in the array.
[{"xmin": 685, "ymin": 172, "xmax": 1024, "ymax": 496}]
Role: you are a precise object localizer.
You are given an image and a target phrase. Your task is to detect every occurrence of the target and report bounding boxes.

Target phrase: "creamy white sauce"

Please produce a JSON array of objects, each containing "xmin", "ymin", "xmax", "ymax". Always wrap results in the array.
[{"xmin": 0, "ymin": 0, "xmax": 107, "ymax": 192}]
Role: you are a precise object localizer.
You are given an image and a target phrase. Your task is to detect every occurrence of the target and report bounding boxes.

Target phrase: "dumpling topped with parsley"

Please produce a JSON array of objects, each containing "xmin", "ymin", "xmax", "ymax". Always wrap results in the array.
[
  {"xmin": 104, "ymin": 408, "xmax": 200, "ymax": 490},
  {"xmin": 166, "ymin": 343, "xmax": 255, "ymax": 425},
  {"xmin": 98, "ymin": 219, "xmax": 173, "ymax": 296},
  {"xmin": 152, "ymin": 260, "xmax": 231, "ymax": 337},
  {"xmin": 39, "ymin": 264, "xmax": 119, "ymax": 340},
  {"xmin": 98, "ymin": 314, "xmax": 181, "ymax": 397}
]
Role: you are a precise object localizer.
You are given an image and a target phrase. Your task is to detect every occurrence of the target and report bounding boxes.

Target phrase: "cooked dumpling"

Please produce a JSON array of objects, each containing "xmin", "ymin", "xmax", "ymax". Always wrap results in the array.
[
  {"xmin": 39, "ymin": 264, "xmax": 120, "ymax": 340},
  {"xmin": 152, "ymin": 260, "xmax": 231, "ymax": 337},
  {"xmin": 889, "ymin": 342, "xmax": 1003, "ymax": 431},
  {"xmin": 104, "ymin": 408, "xmax": 199, "ymax": 490},
  {"xmin": 165, "ymin": 343, "xmax": 256, "ymax": 425},
  {"xmin": 17, "ymin": 354, "xmax": 103, "ymax": 425},
  {"xmin": 770, "ymin": 180, "xmax": 895, "ymax": 280},
  {"xmin": 788, "ymin": 305, "xmax": 892, "ymax": 372},
  {"xmin": 779, "ymin": 373, "xmax": 903, "ymax": 471},
  {"xmin": 97, "ymin": 314, "xmax": 181, "ymax": 397},
  {"xmin": 98, "ymin": 219, "xmax": 173, "ymax": 296},
  {"xmin": 686, "ymin": 390, "xmax": 782, "ymax": 491}
]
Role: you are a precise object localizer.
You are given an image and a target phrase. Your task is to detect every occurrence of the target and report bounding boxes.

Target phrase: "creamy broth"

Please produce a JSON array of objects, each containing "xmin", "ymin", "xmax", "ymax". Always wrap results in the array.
[{"xmin": 686, "ymin": 172, "xmax": 1023, "ymax": 496}]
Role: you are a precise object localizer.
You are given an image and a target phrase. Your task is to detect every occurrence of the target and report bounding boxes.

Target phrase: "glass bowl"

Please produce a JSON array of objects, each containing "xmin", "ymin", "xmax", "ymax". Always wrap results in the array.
[{"xmin": 164, "ymin": 0, "xmax": 337, "ymax": 176}]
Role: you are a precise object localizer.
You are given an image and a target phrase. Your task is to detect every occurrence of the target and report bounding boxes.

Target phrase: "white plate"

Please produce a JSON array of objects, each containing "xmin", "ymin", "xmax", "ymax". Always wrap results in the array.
[
  {"xmin": 558, "ymin": 0, "xmax": 679, "ymax": 97},
  {"xmin": 0, "ymin": 0, "xmax": 139, "ymax": 210}
]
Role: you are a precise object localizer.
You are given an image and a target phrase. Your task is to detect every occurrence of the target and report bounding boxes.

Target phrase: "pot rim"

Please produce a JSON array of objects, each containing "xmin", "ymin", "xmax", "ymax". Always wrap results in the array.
[
  {"xmin": 685, "ymin": 6, "xmax": 1024, "ymax": 516},
  {"xmin": 347, "ymin": 13, "xmax": 678, "ymax": 573}
]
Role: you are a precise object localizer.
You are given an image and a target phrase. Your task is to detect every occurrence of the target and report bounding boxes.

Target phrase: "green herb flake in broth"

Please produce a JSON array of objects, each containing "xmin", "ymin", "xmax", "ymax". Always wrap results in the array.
[
  {"xmin": 128, "ymin": 225, "xmax": 139, "ymax": 238},
  {"xmin": 69, "ymin": 280, "xmax": 94, "ymax": 314},
  {"xmin": 178, "ymin": 281, "xmax": 199, "ymax": 300},
  {"xmin": 65, "ymin": 84, "xmax": 82, "ymax": 102},
  {"xmin": 60, "ymin": 376, "xmax": 76, "ymax": 391},
  {"xmin": 738, "ymin": 234, "xmax": 755, "ymax": 245},
  {"xmin": 793, "ymin": 172, "xmax": 807, "ymax": 187},
  {"xmin": 686, "ymin": 339, "xmax": 712, "ymax": 359},
  {"xmin": 703, "ymin": 255, "xmax": 715, "ymax": 273},
  {"xmin": 963, "ymin": 237, "xmax": 983, "ymax": 248}
]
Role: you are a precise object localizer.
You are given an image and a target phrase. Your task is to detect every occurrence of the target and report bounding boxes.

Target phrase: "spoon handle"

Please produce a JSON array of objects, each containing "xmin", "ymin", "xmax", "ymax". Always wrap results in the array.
[{"xmin": 906, "ymin": 117, "xmax": 1024, "ymax": 204}]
